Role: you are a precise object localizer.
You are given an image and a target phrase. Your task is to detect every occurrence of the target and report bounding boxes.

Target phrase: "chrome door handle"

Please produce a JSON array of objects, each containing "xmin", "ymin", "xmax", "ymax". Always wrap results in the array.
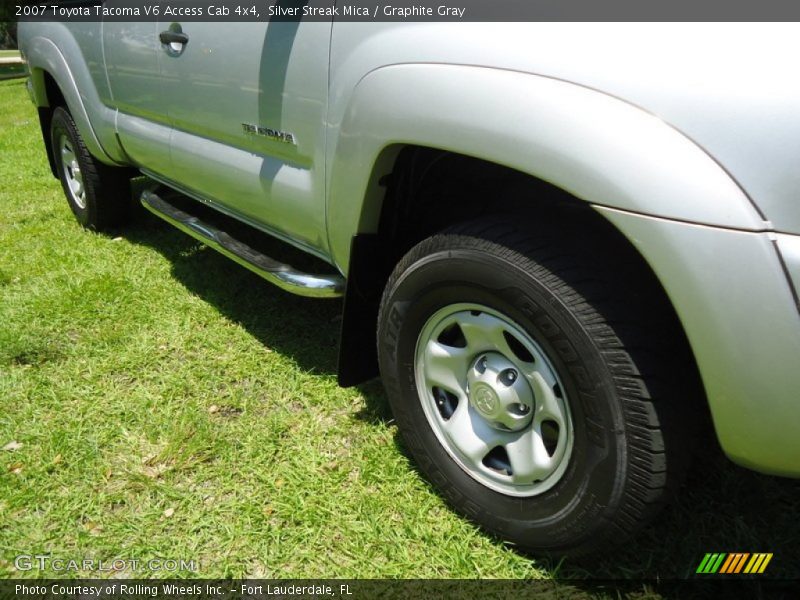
[{"xmin": 159, "ymin": 30, "xmax": 189, "ymax": 45}]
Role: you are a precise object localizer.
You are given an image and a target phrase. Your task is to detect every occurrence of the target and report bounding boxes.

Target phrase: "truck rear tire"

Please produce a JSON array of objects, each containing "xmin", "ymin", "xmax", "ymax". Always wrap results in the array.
[
  {"xmin": 50, "ymin": 106, "xmax": 132, "ymax": 231},
  {"xmin": 376, "ymin": 219, "xmax": 693, "ymax": 556}
]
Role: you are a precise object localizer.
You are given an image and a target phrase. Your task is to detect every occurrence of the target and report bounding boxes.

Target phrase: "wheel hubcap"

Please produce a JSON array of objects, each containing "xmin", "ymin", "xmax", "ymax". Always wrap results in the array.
[
  {"xmin": 59, "ymin": 134, "xmax": 86, "ymax": 209},
  {"xmin": 467, "ymin": 353, "xmax": 533, "ymax": 431},
  {"xmin": 415, "ymin": 303, "xmax": 573, "ymax": 497}
]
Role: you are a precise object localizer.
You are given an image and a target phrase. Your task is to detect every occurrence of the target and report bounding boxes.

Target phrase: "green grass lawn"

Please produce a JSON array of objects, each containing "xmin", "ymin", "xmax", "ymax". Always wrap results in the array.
[
  {"xmin": 0, "ymin": 77, "xmax": 798, "ymax": 592},
  {"xmin": 0, "ymin": 50, "xmax": 21, "ymax": 58}
]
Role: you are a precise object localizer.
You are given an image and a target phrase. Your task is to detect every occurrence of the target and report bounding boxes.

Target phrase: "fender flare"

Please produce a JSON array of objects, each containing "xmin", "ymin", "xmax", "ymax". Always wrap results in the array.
[
  {"xmin": 25, "ymin": 35, "xmax": 126, "ymax": 165},
  {"xmin": 326, "ymin": 63, "xmax": 768, "ymax": 271}
]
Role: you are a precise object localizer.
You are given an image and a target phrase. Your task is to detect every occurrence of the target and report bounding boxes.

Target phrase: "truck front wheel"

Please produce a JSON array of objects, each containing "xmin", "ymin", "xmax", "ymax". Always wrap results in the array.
[
  {"xmin": 50, "ymin": 106, "xmax": 132, "ymax": 231},
  {"xmin": 376, "ymin": 219, "xmax": 693, "ymax": 556}
]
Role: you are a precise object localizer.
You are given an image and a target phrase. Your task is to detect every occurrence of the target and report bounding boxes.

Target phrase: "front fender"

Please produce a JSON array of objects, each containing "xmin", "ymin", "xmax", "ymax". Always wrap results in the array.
[
  {"xmin": 326, "ymin": 63, "xmax": 768, "ymax": 271},
  {"xmin": 21, "ymin": 27, "xmax": 126, "ymax": 165},
  {"xmin": 598, "ymin": 207, "xmax": 800, "ymax": 476}
]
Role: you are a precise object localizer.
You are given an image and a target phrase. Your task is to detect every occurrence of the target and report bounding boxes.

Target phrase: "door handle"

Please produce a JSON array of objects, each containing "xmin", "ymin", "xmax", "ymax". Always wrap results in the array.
[{"xmin": 159, "ymin": 30, "xmax": 189, "ymax": 45}]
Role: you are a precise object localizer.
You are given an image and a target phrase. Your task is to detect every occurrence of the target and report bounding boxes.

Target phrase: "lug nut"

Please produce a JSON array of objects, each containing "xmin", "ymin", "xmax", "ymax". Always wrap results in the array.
[
  {"xmin": 508, "ymin": 403, "xmax": 531, "ymax": 416},
  {"xmin": 499, "ymin": 368, "xmax": 517, "ymax": 385}
]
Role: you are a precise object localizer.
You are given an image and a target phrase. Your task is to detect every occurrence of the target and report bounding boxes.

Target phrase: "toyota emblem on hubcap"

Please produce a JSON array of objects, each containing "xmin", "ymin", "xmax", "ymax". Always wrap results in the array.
[{"xmin": 473, "ymin": 384, "xmax": 499, "ymax": 416}]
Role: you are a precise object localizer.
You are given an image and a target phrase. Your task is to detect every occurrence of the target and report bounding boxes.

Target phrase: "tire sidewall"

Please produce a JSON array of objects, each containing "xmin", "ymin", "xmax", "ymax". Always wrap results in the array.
[
  {"xmin": 379, "ymin": 245, "xmax": 629, "ymax": 552},
  {"xmin": 51, "ymin": 107, "xmax": 94, "ymax": 228}
]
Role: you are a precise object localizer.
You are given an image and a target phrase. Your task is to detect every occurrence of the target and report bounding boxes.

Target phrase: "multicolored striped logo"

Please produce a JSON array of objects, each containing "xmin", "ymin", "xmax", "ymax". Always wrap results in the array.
[{"xmin": 696, "ymin": 552, "xmax": 773, "ymax": 574}]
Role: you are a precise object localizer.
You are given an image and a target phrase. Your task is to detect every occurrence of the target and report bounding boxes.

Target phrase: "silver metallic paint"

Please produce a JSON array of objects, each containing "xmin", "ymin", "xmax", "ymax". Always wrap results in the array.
[
  {"xmin": 20, "ymin": 23, "xmax": 127, "ymax": 164},
  {"xmin": 325, "ymin": 63, "xmax": 767, "ymax": 269}
]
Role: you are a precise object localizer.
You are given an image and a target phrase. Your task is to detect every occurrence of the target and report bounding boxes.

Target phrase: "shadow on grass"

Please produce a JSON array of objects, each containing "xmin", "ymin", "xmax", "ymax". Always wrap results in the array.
[
  {"xmin": 123, "ymin": 213, "xmax": 344, "ymax": 376},
  {"xmin": 122, "ymin": 205, "xmax": 393, "ymax": 423},
  {"xmin": 122, "ymin": 210, "xmax": 800, "ymax": 585}
]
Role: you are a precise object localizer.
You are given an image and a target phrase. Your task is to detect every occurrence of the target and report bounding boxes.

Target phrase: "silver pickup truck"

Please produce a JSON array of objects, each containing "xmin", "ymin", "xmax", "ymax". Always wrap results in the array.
[{"xmin": 17, "ymin": 19, "xmax": 800, "ymax": 556}]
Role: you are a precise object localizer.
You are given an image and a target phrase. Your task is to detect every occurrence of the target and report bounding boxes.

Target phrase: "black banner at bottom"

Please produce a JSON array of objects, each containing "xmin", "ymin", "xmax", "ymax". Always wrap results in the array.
[{"xmin": 3, "ymin": 579, "xmax": 799, "ymax": 600}]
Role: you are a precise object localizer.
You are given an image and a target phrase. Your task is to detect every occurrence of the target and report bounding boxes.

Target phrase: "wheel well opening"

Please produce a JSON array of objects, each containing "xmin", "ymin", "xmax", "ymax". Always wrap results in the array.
[
  {"xmin": 375, "ymin": 146, "xmax": 593, "ymax": 266},
  {"xmin": 43, "ymin": 71, "xmax": 66, "ymax": 109},
  {"xmin": 341, "ymin": 145, "xmax": 708, "ymax": 418}
]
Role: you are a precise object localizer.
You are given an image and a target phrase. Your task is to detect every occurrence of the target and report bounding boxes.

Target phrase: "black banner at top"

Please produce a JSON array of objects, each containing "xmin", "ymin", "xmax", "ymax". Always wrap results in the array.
[{"xmin": 6, "ymin": 0, "xmax": 800, "ymax": 22}]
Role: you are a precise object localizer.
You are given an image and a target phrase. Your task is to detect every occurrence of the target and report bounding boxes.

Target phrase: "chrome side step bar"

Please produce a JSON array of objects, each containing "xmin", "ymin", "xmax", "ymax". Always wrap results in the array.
[{"xmin": 141, "ymin": 190, "xmax": 345, "ymax": 298}]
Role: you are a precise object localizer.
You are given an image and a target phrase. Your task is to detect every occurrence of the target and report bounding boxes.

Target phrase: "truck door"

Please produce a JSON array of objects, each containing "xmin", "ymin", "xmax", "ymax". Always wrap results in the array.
[
  {"xmin": 156, "ymin": 18, "xmax": 333, "ymax": 257},
  {"xmin": 102, "ymin": 21, "xmax": 172, "ymax": 176}
]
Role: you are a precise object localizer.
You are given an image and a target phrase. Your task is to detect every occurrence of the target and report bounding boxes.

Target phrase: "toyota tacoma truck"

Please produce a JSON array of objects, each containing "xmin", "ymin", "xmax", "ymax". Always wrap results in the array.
[{"xmin": 17, "ymin": 18, "xmax": 800, "ymax": 556}]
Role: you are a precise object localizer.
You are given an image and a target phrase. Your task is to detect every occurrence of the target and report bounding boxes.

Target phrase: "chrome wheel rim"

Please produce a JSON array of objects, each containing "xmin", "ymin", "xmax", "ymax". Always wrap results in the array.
[
  {"xmin": 414, "ymin": 303, "xmax": 573, "ymax": 497},
  {"xmin": 59, "ymin": 134, "xmax": 86, "ymax": 209}
]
